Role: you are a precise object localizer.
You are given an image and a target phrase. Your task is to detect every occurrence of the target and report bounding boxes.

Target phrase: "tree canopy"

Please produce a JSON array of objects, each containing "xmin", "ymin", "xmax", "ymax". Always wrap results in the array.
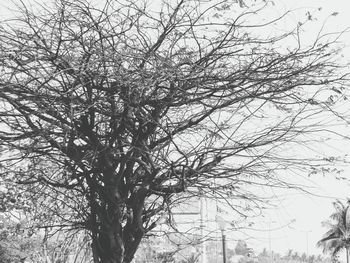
[{"xmin": 0, "ymin": 0, "xmax": 348, "ymax": 262}]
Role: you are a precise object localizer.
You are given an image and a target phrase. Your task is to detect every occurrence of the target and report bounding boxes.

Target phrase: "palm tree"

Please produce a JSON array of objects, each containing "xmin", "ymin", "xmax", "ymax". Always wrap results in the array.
[{"xmin": 317, "ymin": 199, "xmax": 350, "ymax": 263}]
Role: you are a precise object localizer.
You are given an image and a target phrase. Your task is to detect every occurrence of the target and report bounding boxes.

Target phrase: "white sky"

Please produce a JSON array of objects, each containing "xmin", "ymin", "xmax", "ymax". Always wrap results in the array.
[
  {"xmin": 236, "ymin": 0, "xmax": 350, "ymax": 259},
  {"xmin": 1, "ymin": 0, "xmax": 350, "ymax": 260}
]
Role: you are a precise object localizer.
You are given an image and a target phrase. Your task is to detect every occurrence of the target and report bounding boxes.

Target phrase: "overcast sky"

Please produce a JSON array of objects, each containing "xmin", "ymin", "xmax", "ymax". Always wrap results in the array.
[
  {"xmin": 237, "ymin": 0, "xmax": 350, "ymax": 259},
  {"xmin": 1, "ymin": 0, "xmax": 350, "ymax": 260}
]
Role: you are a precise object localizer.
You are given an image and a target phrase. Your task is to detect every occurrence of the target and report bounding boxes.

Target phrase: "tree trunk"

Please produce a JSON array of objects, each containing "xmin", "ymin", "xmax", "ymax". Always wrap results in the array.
[
  {"xmin": 346, "ymin": 247, "xmax": 349, "ymax": 263},
  {"xmin": 86, "ymin": 152, "xmax": 149, "ymax": 263},
  {"xmin": 122, "ymin": 188, "xmax": 148, "ymax": 263},
  {"xmin": 92, "ymin": 222, "xmax": 125, "ymax": 263},
  {"xmin": 88, "ymin": 188, "xmax": 147, "ymax": 262},
  {"xmin": 88, "ymin": 192, "xmax": 126, "ymax": 262},
  {"xmin": 123, "ymin": 230, "xmax": 144, "ymax": 263}
]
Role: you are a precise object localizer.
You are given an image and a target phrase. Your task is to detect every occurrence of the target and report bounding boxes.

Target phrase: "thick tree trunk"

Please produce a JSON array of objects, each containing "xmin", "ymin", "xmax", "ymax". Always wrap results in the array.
[
  {"xmin": 91, "ymin": 238, "xmax": 99, "ymax": 263},
  {"xmin": 88, "ymin": 190, "xmax": 126, "ymax": 262},
  {"xmin": 346, "ymin": 247, "xmax": 349, "ymax": 263},
  {"xmin": 88, "ymin": 189, "xmax": 148, "ymax": 262},
  {"xmin": 122, "ymin": 188, "xmax": 148, "ymax": 263},
  {"xmin": 90, "ymin": 220, "xmax": 145, "ymax": 263},
  {"xmin": 123, "ymin": 230, "xmax": 144, "ymax": 263},
  {"xmin": 87, "ymin": 152, "xmax": 149, "ymax": 263},
  {"xmin": 91, "ymin": 230, "xmax": 143, "ymax": 263},
  {"xmin": 91, "ymin": 221, "xmax": 125, "ymax": 263}
]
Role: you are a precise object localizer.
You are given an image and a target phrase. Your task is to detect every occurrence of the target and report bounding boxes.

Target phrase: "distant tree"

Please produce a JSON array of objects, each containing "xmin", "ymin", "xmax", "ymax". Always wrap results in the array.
[
  {"xmin": 0, "ymin": 0, "xmax": 348, "ymax": 262},
  {"xmin": 274, "ymin": 253, "xmax": 281, "ymax": 261},
  {"xmin": 259, "ymin": 248, "xmax": 269, "ymax": 258},
  {"xmin": 317, "ymin": 200, "xmax": 350, "ymax": 263},
  {"xmin": 293, "ymin": 252, "xmax": 301, "ymax": 261},
  {"xmin": 301, "ymin": 252, "xmax": 307, "ymax": 262},
  {"xmin": 235, "ymin": 240, "xmax": 249, "ymax": 256},
  {"xmin": 286, "ymin": 250, "xmax": 294, "ymax": 259},
  {"xmin": 227, "ymin": 248, "xmax": 236, "ymax": 259},
  {"xmin": 316, "ymin": 255, "xmax": 323, "ymax": 262}
]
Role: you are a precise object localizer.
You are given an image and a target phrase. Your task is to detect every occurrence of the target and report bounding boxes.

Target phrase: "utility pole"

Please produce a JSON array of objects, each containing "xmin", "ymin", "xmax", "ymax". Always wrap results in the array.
[
  {"xmin": 222, "ymin": 229, "xmax": 227, "ymax": 263},
  {"xmin": 217, "ymin": 216, "xmax": 227, "ymax": 263},
  {"xmin": 200, "ymin": 196, "xmax": 207, "ymax": 263},
  {"xmin": 269, "ymin": 221, "xmax": 272, "ymax": 263},
  {"xmin": 268, "ymin": 220, "xmax": 277, "ymax": 263},
  {"xmin": 302, "ymin": 230, "xmax": 312, "ymax": 262},
  {"xmin": 306, "ymin": 231, "xmax": 309, "ymax": 260}
]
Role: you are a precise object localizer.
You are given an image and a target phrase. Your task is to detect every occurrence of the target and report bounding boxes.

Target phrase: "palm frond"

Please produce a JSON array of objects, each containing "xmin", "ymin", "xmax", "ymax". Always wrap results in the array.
[{"xmin": 318, "ymin": 199, "xmax": 350, "ymax": 258}]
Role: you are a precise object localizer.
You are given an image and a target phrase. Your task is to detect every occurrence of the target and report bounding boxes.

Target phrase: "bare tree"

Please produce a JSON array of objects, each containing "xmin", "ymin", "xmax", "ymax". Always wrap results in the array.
[{"xmin": 0, "ymin": 0, "xmax": 348, "ymax": 262}]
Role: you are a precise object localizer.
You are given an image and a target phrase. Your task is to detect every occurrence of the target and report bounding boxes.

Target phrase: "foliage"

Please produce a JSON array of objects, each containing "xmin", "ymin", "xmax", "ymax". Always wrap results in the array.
[
  {"xmin": 0, "ymin": 0, "xmax": 348, "ymax": 262},
  {"xmin": 258, "ymin": 248, "xmax": 330, "ymax": 263},
  {"xmin": 318, "ymin": 200, "xmax": 350, "ymax": 263},
  {"xmin": 0, "ymin": 213, "xmax": 91, "ymax": 263},
  {"xmin": 0, "ymin": 214, "xmax": 39, "ymax": 262},
  {"xmin": 235, "ymin": 240, "xmax": 250, "ymax": 256},
  {"xmin": 178, "ymin": 253, "xmax": 199, "ymax": 263}
]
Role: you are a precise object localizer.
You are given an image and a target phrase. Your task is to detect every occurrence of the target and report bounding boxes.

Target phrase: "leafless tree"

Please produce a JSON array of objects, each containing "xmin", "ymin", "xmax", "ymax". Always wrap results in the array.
[{"xmin": 0, "ymin": 0, "xmax": 348, "ymax": 262}]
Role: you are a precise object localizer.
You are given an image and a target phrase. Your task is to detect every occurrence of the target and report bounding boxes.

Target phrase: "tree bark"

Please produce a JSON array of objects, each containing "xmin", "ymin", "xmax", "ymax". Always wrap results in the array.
[
  {"xmin": 92, "ymin": 219, "xmax": 125, "ymax": 263},
  {"xmin": 122, "ymin": 189, "xmax": 148, "ymax": 263}
]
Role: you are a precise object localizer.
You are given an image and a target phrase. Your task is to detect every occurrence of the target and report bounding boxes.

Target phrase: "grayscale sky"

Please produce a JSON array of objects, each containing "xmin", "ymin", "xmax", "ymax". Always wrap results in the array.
[
  {"xmin": 243, "ymin": 0, "xmax": 350, "ymax": 258},
  {"xmin": 1, "ymin": 0, "xmax": 350, "ymax": 260},
  {"xmin": 220, "ymin": 0, "xmax": 350, "ymax": 258}
]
